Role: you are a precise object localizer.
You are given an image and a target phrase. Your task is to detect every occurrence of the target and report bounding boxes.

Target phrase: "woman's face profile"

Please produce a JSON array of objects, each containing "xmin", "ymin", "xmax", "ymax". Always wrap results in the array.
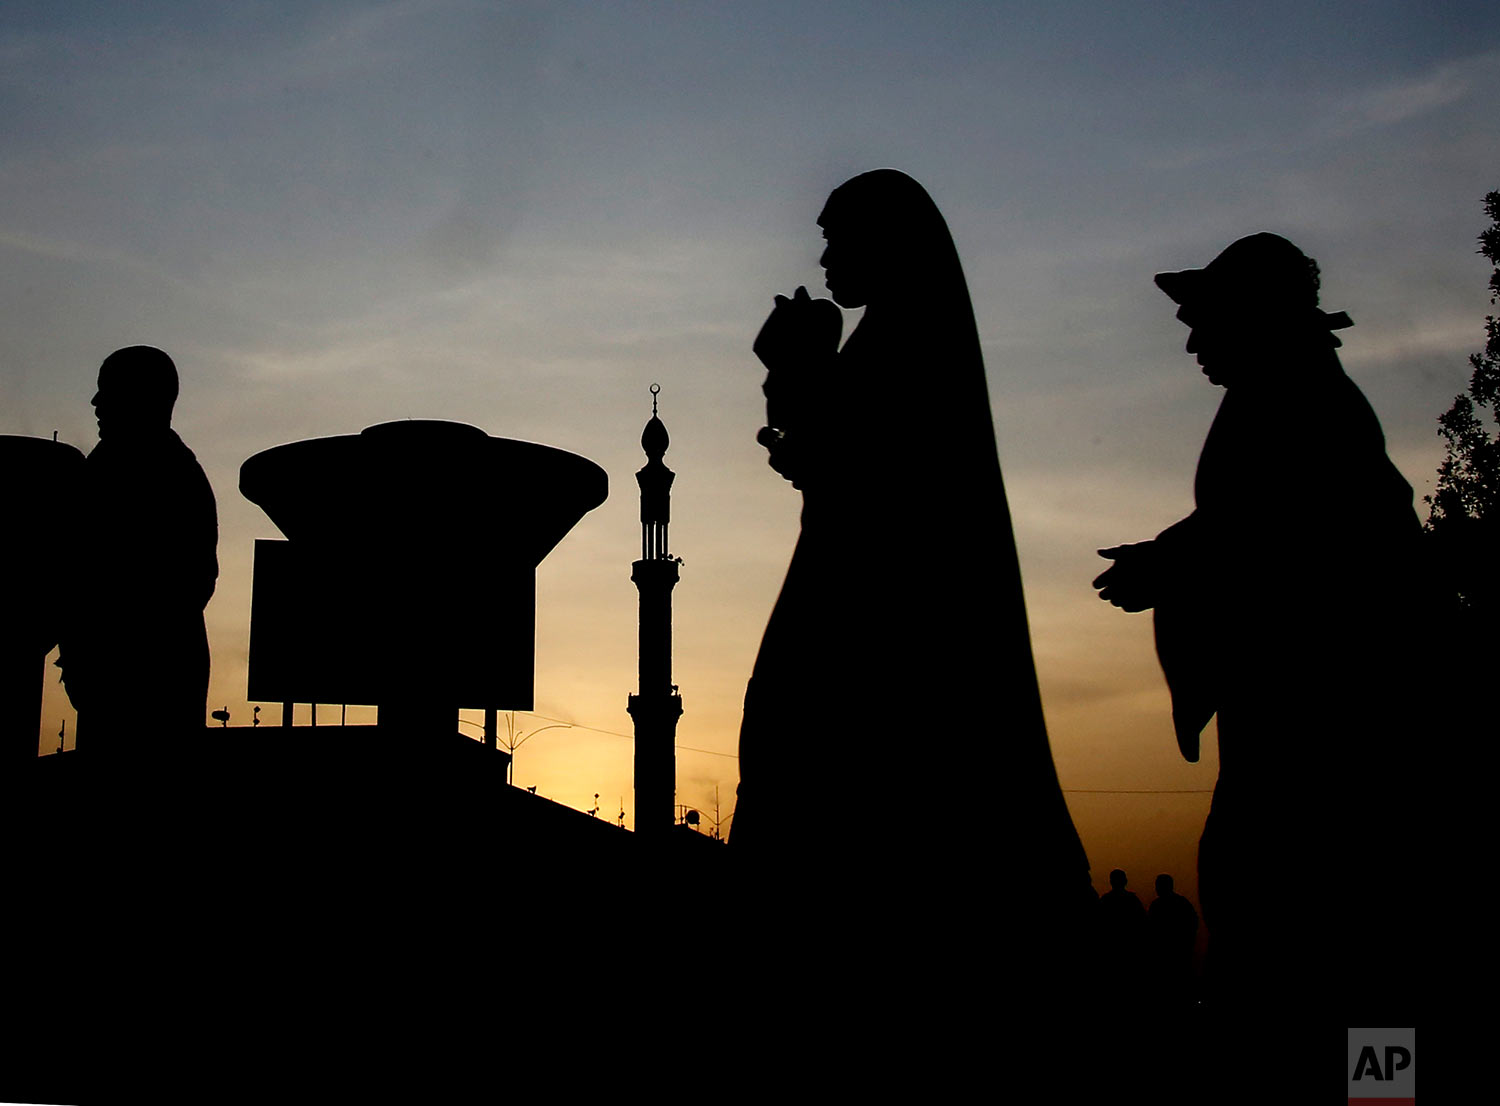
[{"xmin": 819, "ymin": 227, "xmax": 881, "ymax": 309}]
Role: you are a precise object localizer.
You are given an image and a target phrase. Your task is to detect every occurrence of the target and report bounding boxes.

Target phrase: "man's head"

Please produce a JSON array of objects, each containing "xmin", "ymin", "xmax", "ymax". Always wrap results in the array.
[
  {"xmin": 93, "ymin": 346, "xmax": 178, "ymax": 439},
  {"xmin": 1109, "ymin": 868, "xmax": 1128, "ymax": 891},
  {"xmin": 1155, "ymin": 233, "xmax": 1352, "ymax": 388},
  {"xmin": 1155, "ymin": 874, "xmax": 1174, "ymax": 897}
]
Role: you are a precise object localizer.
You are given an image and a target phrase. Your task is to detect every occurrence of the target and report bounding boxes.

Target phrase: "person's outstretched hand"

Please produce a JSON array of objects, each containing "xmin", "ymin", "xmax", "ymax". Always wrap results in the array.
[{"xmin": 1093, "ymin": 542, "xmax": 1160, "ymax": 612}]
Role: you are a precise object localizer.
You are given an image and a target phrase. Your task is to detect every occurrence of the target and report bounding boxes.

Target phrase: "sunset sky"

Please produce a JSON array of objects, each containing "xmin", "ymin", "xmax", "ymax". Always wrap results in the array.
[{"xmin": 3, "ymin": 2, "xmax": 1497, "ymax": 901}]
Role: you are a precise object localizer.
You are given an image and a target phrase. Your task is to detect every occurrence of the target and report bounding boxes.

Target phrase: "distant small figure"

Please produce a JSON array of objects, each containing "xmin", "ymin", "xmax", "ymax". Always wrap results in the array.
[
  {"xmin": 58, "ymin": 346, "xmax": 219, "ymax": 755},
  {"xmin": 1093, "ymin": 234, "xmax": 1428, "ymax": 1014},
  {"xmin": 1147, "ymin": 874, "xmax": 1198, "ymax": 1007},
  {"xmin": 1098, "ymin": 869, "xmax": 1146, "ymax": 926},
  {"xmin": 1096, "ymin": 868, "xmax": 1148, "ymax": 985}
]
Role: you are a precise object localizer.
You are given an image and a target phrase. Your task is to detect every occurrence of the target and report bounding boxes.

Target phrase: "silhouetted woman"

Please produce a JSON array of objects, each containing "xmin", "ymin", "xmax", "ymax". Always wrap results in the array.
[{"xmin": 733, "ymin": 171, "xmax": 1090, "ymax": 987}]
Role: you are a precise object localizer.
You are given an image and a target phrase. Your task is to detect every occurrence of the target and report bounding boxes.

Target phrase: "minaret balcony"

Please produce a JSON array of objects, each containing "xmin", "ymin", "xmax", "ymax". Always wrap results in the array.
[
  {"xmin": 627, "ymin": 692, "xmax": 683, "ymax": 724},
  {"xmin": 631, "ymin": 558, "xmax": 681, "ymax": 586}
]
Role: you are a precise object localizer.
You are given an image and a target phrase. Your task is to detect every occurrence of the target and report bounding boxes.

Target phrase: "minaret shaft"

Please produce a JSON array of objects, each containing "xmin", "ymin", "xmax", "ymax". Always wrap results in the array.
[
  {"xmin": 633, "ymin": 559, "xmax": 678, "ymax": 696},
  {"xmin": 628, "ymin": 389, "xmax": 681, "ymax": 836}
]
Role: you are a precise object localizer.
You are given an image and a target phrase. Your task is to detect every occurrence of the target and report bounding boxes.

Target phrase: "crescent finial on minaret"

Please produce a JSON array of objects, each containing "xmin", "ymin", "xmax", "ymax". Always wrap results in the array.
[{"xmin": 642, "ymin": 384, "xmax": 669, "ymax": 459}]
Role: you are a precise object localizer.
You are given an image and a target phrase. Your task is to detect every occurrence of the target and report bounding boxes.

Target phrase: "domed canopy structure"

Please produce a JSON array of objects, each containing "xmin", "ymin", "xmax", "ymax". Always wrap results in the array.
[
  {"xmin": 240, "ymin": 420, "xmax": 607, "ymax": 729},
  {"xmin": 240, "ymin": 420, "xmax": 607, "ymax": 565}
]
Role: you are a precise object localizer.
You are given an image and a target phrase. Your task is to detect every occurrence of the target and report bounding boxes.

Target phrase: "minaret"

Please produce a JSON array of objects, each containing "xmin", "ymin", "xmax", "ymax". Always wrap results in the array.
[{"xmin": 627, "ymin": 385, "xmax": 682, "ymax": 836}]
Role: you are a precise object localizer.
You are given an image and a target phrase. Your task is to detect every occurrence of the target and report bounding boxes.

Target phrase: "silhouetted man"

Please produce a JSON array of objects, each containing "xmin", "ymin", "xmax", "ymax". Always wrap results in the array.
[
  {"xmin": 1092, "ymin": 864, "xmax": 1146, "ymax": 996},
  {"xmin": 1093, "ymin": 234, "xmax": 1427, "ymax": 1019},
  {"xmin": 58, "ymin": 346, "xmax": 218, "ymax": 753},
  {"xmin": 1098, "ymin": 870, "xmax": 1140, "ymax": 942},
  {"xmin": 1147, "ymin": 874, "xmax": 1198, "ymax": 1007}
]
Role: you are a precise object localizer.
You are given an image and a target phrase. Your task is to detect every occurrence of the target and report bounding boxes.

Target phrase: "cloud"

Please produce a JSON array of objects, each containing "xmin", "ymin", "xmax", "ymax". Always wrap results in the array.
[
  {"xmin": 1137, "ymin": 48, "xmax": 1500, "ymax": 174},
  {"xmin": 1341, "ymin": 311, "xmax": 1487, "ymax": 371},
  {"xmin": 0, "ymin": 226, "xmax": 168, "ymax": 277},
  {"xmin": 1322, "ymin": 49, "xmax": 1500, "ymax": 135}
]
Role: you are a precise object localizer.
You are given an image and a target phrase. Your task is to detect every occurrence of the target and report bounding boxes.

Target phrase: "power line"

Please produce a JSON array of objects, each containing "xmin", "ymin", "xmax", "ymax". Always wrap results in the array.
[
  {"xmin": 515, "ymin": 713, "xmax": 1212, "ymax": 778},
  {"xmin": 524, "ymin": 711, "xmax": 739, "ymax": 759},
  {"xmin": 677, "ymin": 744, "xmax": 738, "ymax": 759}
]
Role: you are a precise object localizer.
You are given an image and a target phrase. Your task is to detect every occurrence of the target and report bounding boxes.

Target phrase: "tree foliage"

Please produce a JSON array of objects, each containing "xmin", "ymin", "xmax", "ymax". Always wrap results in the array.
[{"xmin": 1425, "ymin": 191, "xmax": 1500, "ymax": 617}]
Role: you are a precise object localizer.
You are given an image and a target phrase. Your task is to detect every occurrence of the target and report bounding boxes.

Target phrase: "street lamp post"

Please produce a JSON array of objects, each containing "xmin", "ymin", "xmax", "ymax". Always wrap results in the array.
[
  {"xmin": 457, "ymin": 712, "xmax": 575, "ymax": 787},
  {"xmin": 497, "ymin": 712, "xmax": 572, "ymax": 788}
]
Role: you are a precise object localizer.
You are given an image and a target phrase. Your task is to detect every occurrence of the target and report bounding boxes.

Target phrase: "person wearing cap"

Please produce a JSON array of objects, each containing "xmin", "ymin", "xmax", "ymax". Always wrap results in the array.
[
  {"xmin": 57, "ymin": 346, "xmax": 219, "ymax": 754},
  {"xmin": 1092, "ymin": 234, "xmax": 1426, "ymax": 1020}
]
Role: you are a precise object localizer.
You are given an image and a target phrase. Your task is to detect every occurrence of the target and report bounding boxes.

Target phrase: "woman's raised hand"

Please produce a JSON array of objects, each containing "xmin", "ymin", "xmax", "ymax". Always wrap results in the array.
[{"xmin": 753, "ymin": 285, "xmax": 842, "ymax": 375}]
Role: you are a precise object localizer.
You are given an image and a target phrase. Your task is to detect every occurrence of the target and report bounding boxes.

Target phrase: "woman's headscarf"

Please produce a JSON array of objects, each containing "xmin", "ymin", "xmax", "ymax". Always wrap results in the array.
[{"xmin": 818, "ymin": 169, "xmax": 1002, "ymax": 494}]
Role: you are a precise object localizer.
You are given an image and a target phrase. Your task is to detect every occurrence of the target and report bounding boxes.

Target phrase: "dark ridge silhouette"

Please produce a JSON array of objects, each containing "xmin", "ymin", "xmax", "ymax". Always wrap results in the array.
[
  {"xmin": 0, "ymin": 720, "xmax": 727, "ymax": 1103},
  {"xmin": 56, "ymin": 346, "xmax": 218, "ymax": 754},
  {"xmin": 0, "ymin": 434, "xmax": 83, "ymax": 764},
  {"xmin": 731, "ymin": 169, "xmax": 1092, "ymax": 1007},
  {"xmin": 1094, "ymin": 233, "xmax": 1430, "ymax": 1027}
]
